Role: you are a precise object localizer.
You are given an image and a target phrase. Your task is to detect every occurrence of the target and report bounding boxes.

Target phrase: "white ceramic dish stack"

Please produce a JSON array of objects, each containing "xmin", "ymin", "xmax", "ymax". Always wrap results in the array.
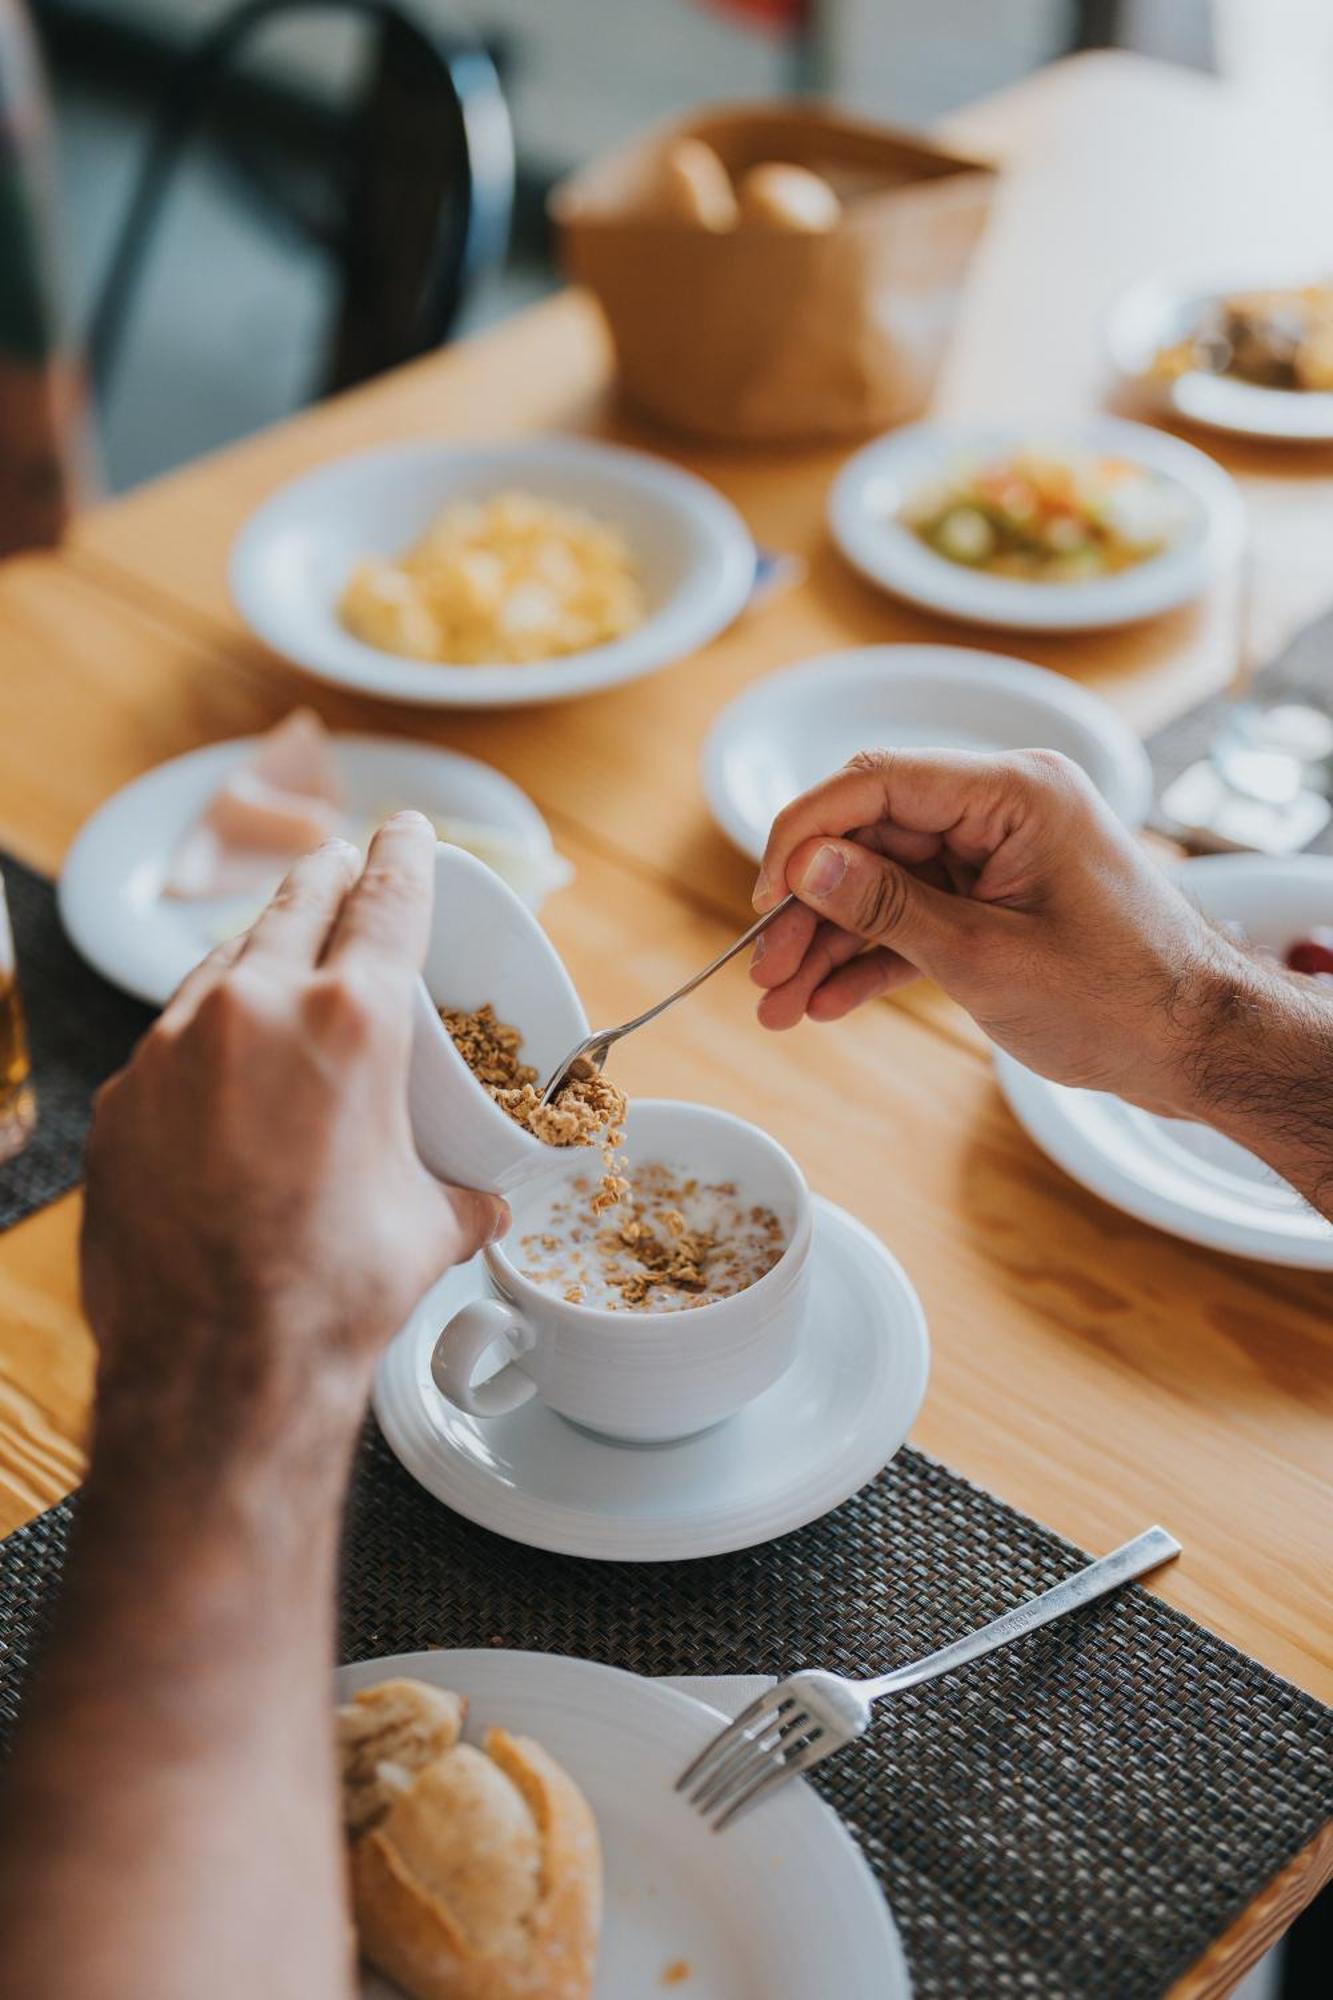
[
  {"xmin": 230, "ymin": 437, "xmax": 757, "ymax": 707},
  {"xmin": 701, "ymin": 644, "xmax": 1153, "ymax": 865}
]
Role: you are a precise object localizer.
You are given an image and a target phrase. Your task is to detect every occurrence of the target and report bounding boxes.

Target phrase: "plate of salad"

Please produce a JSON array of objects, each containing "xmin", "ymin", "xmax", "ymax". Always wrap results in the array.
[{"xmin": 828, "ymin": 417, "xmax": 1245, "ymax": 632}]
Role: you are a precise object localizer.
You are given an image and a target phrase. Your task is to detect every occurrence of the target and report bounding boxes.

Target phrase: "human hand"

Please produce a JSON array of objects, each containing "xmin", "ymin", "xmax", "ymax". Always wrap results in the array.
[
  {"xmin": 750, "ymin": 748, "xmax": 1252, "ymax": 1115},
  {"xmin": 82, "ymin": 813, "xmax": 509, "ymax": 1478}
]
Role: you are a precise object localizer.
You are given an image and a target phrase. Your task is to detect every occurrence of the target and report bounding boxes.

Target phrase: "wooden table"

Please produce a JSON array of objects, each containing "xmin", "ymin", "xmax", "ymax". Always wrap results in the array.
[{"xmin": 1, "ymin": 49, "xmax": 1330, "ymax": 1995}]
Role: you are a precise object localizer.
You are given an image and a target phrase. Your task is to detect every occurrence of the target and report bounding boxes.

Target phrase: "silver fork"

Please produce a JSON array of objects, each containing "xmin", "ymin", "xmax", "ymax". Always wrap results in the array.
[
  {"xmin": 538, "ymin": 892, "xmax": 797, "ymax": 1106},
  {"xmin": 677, "ymin": 1525, "xmax": 1180, "ymax": 1832}
]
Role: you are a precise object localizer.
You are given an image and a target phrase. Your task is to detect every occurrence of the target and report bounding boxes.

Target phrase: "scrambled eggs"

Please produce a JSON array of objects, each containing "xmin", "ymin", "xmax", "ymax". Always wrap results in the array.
[{"xmin": 339, "ymin": 490, "xmax": 646, "ymax": 665}]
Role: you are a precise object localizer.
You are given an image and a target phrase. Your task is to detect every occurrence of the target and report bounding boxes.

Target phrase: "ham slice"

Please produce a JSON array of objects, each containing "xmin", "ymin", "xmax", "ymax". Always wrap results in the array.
[{"xmin": 164, "ymin": 710, "xmax": 345, "ymax": 900}]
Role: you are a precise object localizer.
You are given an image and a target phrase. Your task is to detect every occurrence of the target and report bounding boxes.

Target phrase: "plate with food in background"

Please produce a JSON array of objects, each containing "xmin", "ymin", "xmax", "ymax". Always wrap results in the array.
[
  {"xmin": 1108, "ymin": 275, "xmax": 1333, "ymax": 442},
  {"xmin": 337, "ymin": 1650, "xmax": 907, "ymax": 2000},
  {"xmin": 827, "ymin": 418, "xmax": 1244, "ymax": 632},
  {"xmin": 702, "ymin": 644, "xmax": 1153, "ymax": 865},
  {"xmin": 996, "ymin": 853, "xmax": 1333, "ymax": 1268},
  {"xmin": 230, "ymin": 437, "xmax": 756, "ymax": 707},
  {"xmin": 58, "ymin": 711, "xmax": 571, "ymax": 1006}
]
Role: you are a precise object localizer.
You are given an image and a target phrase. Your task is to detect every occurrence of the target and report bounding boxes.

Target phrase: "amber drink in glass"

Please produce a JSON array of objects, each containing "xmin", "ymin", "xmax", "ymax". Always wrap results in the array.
[{"xmin": 0, "ymin": 878, "xmax": 36, "ymax": 1162}]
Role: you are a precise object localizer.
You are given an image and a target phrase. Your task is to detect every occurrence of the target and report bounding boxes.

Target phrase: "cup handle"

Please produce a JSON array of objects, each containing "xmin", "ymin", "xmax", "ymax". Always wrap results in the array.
[{"xmin": 430, "ymin": 1298, "xmax": 538, "ymax": 1418}]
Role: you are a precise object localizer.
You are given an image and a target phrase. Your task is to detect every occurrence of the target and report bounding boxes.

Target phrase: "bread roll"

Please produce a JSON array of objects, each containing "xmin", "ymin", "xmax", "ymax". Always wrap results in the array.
[
  {"xmin": 738, "ymin": 161, "xmax": 842, "ymax": 232},
  {"xmin": 648, "ymin": 137, "xmax": 739, "ymax": 231},
  {"xmin": 339, "ymin": 1679, "xmax": 467, "ymax": 1839},
  {"xmin": 338, "ymin": 1682, "xmax": 601, "ymax": 2000}
]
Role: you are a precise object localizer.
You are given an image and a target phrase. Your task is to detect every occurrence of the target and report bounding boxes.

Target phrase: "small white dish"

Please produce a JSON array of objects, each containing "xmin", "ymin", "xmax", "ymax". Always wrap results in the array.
[
  {"xmin": 337, "ymin": 1648, "xmax": 908, "ymax": 2000},
  {"xmin": 995, "ymin": 853, "xmax": 1333, "ymax": 1269},
  {"xmin": 230, "ymin": 437, "xmax": 756, "ymax": 708},
  {"xmin": 58, "ymin": 732, "xmax": 562, "ymax": 1008},
  {"xmin": 701, "ymin": 644, "xmax": 1153, "ymax": 864},
  {"xmin": 408, "ymin": 843, "xmax": 591, "ymax": 1197},
  {"xmin": 431, "ymin": 1099, "xmax": 812, "ymax": 1442},
  {"xmin": 828, "ymin": 417, "xmax": 1245, "ymax": 632},
  {"xmin": 375, "ymin": 1196, "xmax": 929, "ymax": 1560},
  {"xmin": 1108, "ymin": 275, "xmax": 1333, "ymax": 443}
]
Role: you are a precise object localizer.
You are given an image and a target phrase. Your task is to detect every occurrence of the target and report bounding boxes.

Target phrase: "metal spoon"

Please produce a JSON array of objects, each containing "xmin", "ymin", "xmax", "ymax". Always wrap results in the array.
[{"xmin": 539, "ymin": 893, "xmax": 797, "ymax": 1107}]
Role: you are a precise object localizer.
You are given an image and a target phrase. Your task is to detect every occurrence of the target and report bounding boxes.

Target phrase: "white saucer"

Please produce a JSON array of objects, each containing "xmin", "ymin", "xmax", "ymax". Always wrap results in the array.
[
  {"xmin": 58, "ymin": 730, "xmax": 562, "ymax": 1007},
  {"xmin": 827, "ymin": 417, "xmax": 1244, "ymax": 632},
  {"xmin": 1108, "ymin": 275, "xmax": 1333, "ymax": 443},
  {"xmin": 230, "ymin": 437, "xmax": 756, "ymax": 708},
  {"xmin": 338, "ymin": 1649, "xmax": 908, "ymax": 2000},
  {"xmin": 995, "ymin": 853, "xmax": 1333, "ymax": 1269},
  {"xmin": 374, "ymin": 1197, "xmax": 929, "ymax": 1560},
  {"xmin": 701, "ymin": 644, "xmax": 1153, "ymax": 865}
]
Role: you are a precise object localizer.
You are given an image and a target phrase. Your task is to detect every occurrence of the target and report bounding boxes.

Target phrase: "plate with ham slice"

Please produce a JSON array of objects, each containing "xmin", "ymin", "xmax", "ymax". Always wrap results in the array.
[{"xmin": 59, "ymin": 711, "xmax": 570, "ymax": 1006}]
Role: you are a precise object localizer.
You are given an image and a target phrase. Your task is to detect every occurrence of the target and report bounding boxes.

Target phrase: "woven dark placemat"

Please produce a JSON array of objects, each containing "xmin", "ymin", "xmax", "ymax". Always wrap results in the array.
[
  {"xmin": 0, "ymin": 853, "xmax": 154, "ymax": 1231},
  {"xmin": 1147, "ymin": 604, "xmax": 1333, "ymax": 849},
  {"xmin": 3, "ymin": 1424, "xmax": 1330, "ymax": 1999}
]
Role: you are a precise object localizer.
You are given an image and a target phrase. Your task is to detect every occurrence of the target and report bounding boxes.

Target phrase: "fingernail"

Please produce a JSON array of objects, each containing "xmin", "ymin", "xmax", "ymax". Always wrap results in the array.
[
  {"xmin": 752, "ymin": 866, "xmax": 773, "ymax": 911},
  {"xmin": 750, "ymin": 931, "xmax": 768, "ymax": 967},
  {"xmin": 488, "ymin": 1204, "xmax": 512, "ymax": 1245},
  {"xmin": 796, "ymin": 844, "xmax": 847, "ymax": 900},
  {"xmin": 386, "ymin": 808, "xmax": 431, "ymax": 831}
]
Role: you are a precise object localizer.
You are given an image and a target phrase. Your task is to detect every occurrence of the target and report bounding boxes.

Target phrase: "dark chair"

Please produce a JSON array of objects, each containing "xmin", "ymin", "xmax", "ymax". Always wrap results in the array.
[{"xmin": 89, "ymin": 0, "xmax": 514, "ymax": 407}]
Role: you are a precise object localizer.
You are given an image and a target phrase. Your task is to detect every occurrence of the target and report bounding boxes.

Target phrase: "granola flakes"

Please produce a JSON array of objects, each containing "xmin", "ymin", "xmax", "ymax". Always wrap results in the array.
[
  {"xmin": 516, "ymin": 1162, "xmax": 785, "ymax": 1314},
  {"xmin": 441, "ymin": 1003, "xmax": 627, "ymax": 1203}
]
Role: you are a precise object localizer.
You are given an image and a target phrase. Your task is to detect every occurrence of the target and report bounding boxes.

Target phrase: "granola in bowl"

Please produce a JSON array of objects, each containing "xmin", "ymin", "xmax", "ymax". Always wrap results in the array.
[{"xmin": 517, "ymin": 1162, "xmax": 786, "ymax": 1313}]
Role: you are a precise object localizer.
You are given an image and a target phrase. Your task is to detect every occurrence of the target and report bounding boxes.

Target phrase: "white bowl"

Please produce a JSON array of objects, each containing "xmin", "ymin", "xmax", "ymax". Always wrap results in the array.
[
  {"xmin": 409, "ymin": 843, "xmax": 590, "ymax": 1196},
  {"xmin": 996, "ymin": 853, "xmax": 1333, "ymax": 1268},
  {"xmin": 701, "ymin": 643, "xmax": 1154, "ymax": 864},
  {"xmin": 827, "ymin": 417, "xmax": 1245, "ymax": 632},
  {"xmin": 231, "ymin": 437, "xmax": 756, "ymax": 708},
  {"xmin": 1107, "ymin": 274, "xmax": 1333, "ymax": 443}
]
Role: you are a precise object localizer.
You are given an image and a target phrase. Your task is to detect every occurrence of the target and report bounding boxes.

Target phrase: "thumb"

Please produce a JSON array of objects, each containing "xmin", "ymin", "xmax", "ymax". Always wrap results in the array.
[
  {"xmin": 788, "ymin": 838, "xmax": 969, "ymax": 974},
  {"xmin": 442, "ymin": 1184, "xmax": 512, "ymax": 1264}
]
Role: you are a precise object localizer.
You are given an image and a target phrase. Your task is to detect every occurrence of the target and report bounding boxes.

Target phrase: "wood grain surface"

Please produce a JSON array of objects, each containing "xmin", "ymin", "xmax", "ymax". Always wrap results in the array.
[{"xmin": 1, "ymin": 50, "xmax": 1329, "ymax": 1999}]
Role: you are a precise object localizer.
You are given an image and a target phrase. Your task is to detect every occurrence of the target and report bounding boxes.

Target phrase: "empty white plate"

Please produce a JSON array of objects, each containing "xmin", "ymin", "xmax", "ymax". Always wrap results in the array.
[
  {"xmin": 338, "ymin": 1649, "xmax": 908, "ymax": 2000},
  {"xmin": 995, "ymin": 854, "xmax": 1333, "ymax": 1268},
  {"xmin": 827, "ymin": 417, "xmax": 1244, "ymax": 632},
  {"xmin": 701, "ymin": 644, "xmax": 1153, "ymax": 864},
  {"xmin": 374, "ymin": 1198, "xmax": 929, "ymax": 1560},
  {"xmin": 231, "ymin": 437, "xmax": 756, "ymax": 707},
  {"xmin": 1108, "ymin": 275, "xmax": 1333, "ymax": 443},
  {"xmin": 59, "ymin": 731, "xmax": 562, "ymax": 1007}
]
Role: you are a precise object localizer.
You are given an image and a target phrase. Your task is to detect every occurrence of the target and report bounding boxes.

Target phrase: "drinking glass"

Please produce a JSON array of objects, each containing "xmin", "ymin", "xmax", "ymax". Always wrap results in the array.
[{"xmin": 0, "ymin": 876, "xmax": 36, "ymax": 1163}]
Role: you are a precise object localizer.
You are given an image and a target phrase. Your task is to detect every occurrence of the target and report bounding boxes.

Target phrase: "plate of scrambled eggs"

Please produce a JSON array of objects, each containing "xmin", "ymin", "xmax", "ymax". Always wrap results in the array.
[{"xmin": 231, "ymin": 438, "xmax": 755, "ymax": 706}]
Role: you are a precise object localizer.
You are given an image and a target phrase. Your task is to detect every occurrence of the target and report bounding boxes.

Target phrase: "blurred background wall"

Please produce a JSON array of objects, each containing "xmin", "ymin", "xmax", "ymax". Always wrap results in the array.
[{"xmin": 20, "ymin": 0, "xmax": 1304, "ymax": 491}]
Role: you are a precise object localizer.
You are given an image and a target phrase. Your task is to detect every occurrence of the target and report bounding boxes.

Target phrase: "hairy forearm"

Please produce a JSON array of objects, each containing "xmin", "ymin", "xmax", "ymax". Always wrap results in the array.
[
  {"xmin": 0, "ymin": 1360, "xmax": 366, "ymax": 2000},
  {"xmin": 1178, "ymin": 956, "xmax": 1333, "ymax": 1220}
]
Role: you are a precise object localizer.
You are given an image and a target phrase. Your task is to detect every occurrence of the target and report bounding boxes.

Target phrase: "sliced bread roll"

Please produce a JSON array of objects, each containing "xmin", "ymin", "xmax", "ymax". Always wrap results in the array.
[
  {"xmin": 737, "ymin": 161, "xmax": 842, "ymax": 232},
  {"xmin": 338, "ymin": 1681, "xmax": 601, "ymax": 2000},
  {"xmin": 339, "ymin": 1679, "xmax": 468, "ymax": 1839},
  {"xmin": 648, "ymin": 137, "xmax": 739, "ymax": 230}
]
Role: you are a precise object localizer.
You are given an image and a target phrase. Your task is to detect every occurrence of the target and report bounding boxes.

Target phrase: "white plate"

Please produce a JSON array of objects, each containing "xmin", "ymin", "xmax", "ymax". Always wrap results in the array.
[
  {"xmin": 58, "ymin": 731, "xmax": 559, "ymax": 1007},
  {"xmin": 1107, "ymin": 275, "xmax": 1333, "ymax": 443},
  {"xmin": 995, "ymin": 854, "xmax": 1333, "ymax": 1268},
  {"xmin": 374, "ymin": 1197, "xmax": 929, "ymax": 1560},
  {"xmin": 337, "ymin": 1649, "xmax": 908, "ymax": 2000},
  {"xmin": 701, "ymin": 644, "xmax": 1153, "ymax": 863},
  {"xmin": 231, "ymin": 437, "xmax": 756, "ymax": 707},
  {"xmin": 827, "ymin": 417, "xmax": 1245, "ymax": 632}
]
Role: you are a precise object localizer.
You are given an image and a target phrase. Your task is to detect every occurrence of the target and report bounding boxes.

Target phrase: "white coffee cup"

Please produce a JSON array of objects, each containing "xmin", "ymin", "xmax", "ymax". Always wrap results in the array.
[{"xmin": 430, "ymin": 1100, "xmax": 813, "ymax": 1443}]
